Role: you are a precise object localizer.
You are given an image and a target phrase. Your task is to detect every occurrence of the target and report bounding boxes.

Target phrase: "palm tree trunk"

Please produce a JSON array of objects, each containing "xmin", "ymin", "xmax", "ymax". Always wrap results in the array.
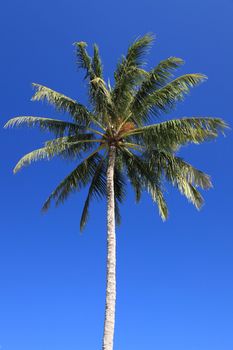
[{"xmin": 102, "ymin": 145, "xmax": 116, "ymax": 350}]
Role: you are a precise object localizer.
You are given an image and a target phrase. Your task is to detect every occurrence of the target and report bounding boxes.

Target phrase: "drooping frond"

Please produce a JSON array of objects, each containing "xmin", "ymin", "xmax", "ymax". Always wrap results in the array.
[
  {"xmin": 121, "ymin": 148, "xmax": 157, "ymax": 198},
  {"xmin": 121, "ymin": 148, "xmax": 168, "ymax": 220},
  {"xmin": 148, "ymin": 183, "xmax": 168, "ymax": 221},
  {"xmin": 131, "ymin": 73, "xmax": 206, "ymax": 122},
  {"xmin": 165, "ymin": 154, "xmax": 212, "ymax": 189},
  {"xmin": 177, "ymin": 180, "xmax": 204, "ymax": 209},
  {"xmin": 13, "ymin": 134, "xmax": 97, "ymax": 173},
  {"xmin": 80, "ymin": 155, "xmax": 107, "ymax": 230},
  {"xmin": 145, "ymin": 149, "xmax": 211, "ymax": 209},
  {"xmin": 42, "ymin": 149, "xmax": 104, "ymax": 211},
  {"xmin": 31, "ymin": 83, "xmax": 93, "ymax": 125},
  {"xmin": 79, "ymin": 153, "xmax": 126, "ymax": 230},
  {"xmin": 130, "ymin": 117, "xmax": 227, "ymax": 150},
  {"xmin": 4, "ymin": 116, "xmax": 81, "ymax": 136},
  {"xmin": 14, "ymin": 148, "xmax": 55, "ymax": 174},
  {"xmin": 44, "ymin": 133, "xmax": 98, "ymax": 155},
  {"xmin": 155, "ymin": 155, "xmax": 204, "ymax": 209},
  {"xmin": 146, "ymin": 150, "xmax": 212, "ymax": 189},
  {"xmin": 120, "ymin": 149, "xmax": 142, "ymax": 202}
]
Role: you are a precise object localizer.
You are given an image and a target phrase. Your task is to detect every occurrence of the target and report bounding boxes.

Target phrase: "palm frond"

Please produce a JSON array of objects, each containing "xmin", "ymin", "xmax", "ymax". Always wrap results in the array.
[
  {"xmin": 147, "ymin": 150, "xmax": 212, "ymax": 189},
  {"xmin": 148, "ymin": 184, "xmax": 168, "ymax": 221},
  {"xmin": 74, "ymin": 42, "xmax": 113, "ymax": 119},
  {"xmin": 151, "ymin": 57, "xmax": 185, "ymax": 87},
  {"xmin": 150, "ymin": 73, "xmax": 206, "ymax": 115},
  {"xmin": 42, "ymin": 149, "xmax": 104, "ymax": 211},
  {"xmin": 80, "ymin": 155, "xmax": 107, "ymax": 230},
  {"xmin": 131, "ymin": 57, "xmax": 184, "ymax": 118},
  {"xmin": 45, "ymin": 134, "xmax": 97, "ymax": 154},
  {"xmin": 112, "ymin": 34, "xmax": 154, "ymax": 115},
  {"xmin": 130, "ymin": 117, "xmax": 227, "ymax": 150},
  {"xmin": 31, "ymin": 83, "xmax": 93, "ymax": 125},
  {"xmin": 14, "ymin": 148, "xmax": 54, "ymax": 173},
  {"xmin": 80, "ymin": 152, "xmax": 125, "ymax": 230},
  {"xmin": 121, "ymin": 148, "xmax": 168, "ymax": 219},
  {"xmin": 14, "ymin": 134, "xmax": 98, "ymax": 173},
  {"xmin": 124, "ymin": 33, "xmax": 154, "ymax": 68},
  {"xmin": 92, "ymin": 44, "xmax": 103, "ymax": 78},
  {"xmin": 146, "ymin": 149, "xmax": 209, "ymax": 209},
  {"xmin": 166, "ymin": 155, "xmax": 212, "ymax": 189},
  {"xmin": 4, "ymin": 116, "xmax": 81, "ymax": 136},
  {"xmin": 89, "ymin": 77, "xmax": 113, "ymax": 118},
  {"xmin": 73, "ymin": 41, "xmax": 94, "ymax": 79},
  {"xmin": 177, "ymin": 180, "xmax": 204, "ymax": 209},
  {"xmin": 120, "ymin": 149, "xmax": 142, "ymax": 202},
  {"xmin": 131, "ymin": 73, "xmax": 206, "ymax": 122},
  {"xmin": 121, "ymin": 148, "xmax": 158, "ymax": 200}
]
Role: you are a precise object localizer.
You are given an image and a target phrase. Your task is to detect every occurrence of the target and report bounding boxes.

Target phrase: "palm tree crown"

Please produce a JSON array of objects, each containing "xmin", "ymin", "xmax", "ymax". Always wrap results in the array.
[{"xmin": 5, "ymin": 34, "xmax": 227, "ymax": 229}]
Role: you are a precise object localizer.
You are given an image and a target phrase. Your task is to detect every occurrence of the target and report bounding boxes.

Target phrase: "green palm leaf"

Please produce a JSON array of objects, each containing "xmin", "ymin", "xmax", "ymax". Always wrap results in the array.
[
  {"xmin": 121, "ymin": 148, "xmax": 168, "ymax": 220},
  {"xmin": 131, "ymin": 57, "xmax": 184, "ymax": 120},
  {"xmin": 42, "ymin": 149, "xmax": 104, "ymax": 211},
  {"xmin": 177, "ymin": 181, "xmax": 204, "ymax": 209},
  {"xmin": 112, "ymin": 34, "xmax": 154, "ymax": 115},
  {"xmin": 32, "ymin": 83, "xmax": 93, "ymax": 125},
  {"xmin": 150, "ymin": 56, "xmax": 185, "ymax": 87},
  {"xmin": 13, "ymin": 134, "xmax": 97, "ymax": 173},
  {"xmin": 89, "ymin": 76, "xmax": 113, "ymax": 118},
  {"xmin": 92, "ymin": 44, "xmax": 103, "ymax": 78},
  {"xmin": 130, "ymin": 117, "xmax": 227, "ymax": 150},
  {"xmin": 132, "ymin": 73, "xmax": 206, "ymax": 122},
  {"xmin": 14, "ymin": 147, "xmax": 55, "ymax": 173},
  {"xmin": 80, "ymin": 155, "xmax": 107, "ymax": 230},
  {"xmin": 150, "ymin": 73, "xmax": 206, "ymax": 114},
  {"xmin": 74, "ymin": 42, "xmax": 112, "ymax": 118},
  {"xmin": 146, "ymin": 149, "xmax": 211, "ymax": 187},
  {"xmin": 73, "ymin": 41, "xmax": 94, "ymax": 79},
  {"xmin": 148, "ymin": 184, "xmax": 168, "ymax": 221},
  {"xmin": 120, "ymin": 149, "xmax": 142, "ymax": 202},
  {"xmin": 4, "ymin": 116, "xmax": 82, "ymax": 136},
  {"xmin": 80, "ymin": 154, "xmax": 126, "ymax": 230},
  {"xmin": 146, "ymin": 149, "xmax": 211, "ymax": 209}
]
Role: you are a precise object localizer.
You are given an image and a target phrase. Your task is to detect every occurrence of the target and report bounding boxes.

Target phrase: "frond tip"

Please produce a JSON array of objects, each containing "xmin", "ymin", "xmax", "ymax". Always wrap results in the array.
[
  {"xmin": 13, "ymin": 148, "xmax": 51, "ymax": 173},
  {"xmin": 126, "ymin": 33, "xmax": 155, "ymax": 67},
  {"xmin": 149, "ymin": 185, "xmax": 168, "ymax": 221}
]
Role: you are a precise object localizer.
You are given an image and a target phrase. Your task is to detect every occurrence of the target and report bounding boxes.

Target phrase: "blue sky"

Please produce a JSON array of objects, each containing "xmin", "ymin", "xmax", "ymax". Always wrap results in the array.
[{"xmin": 0, "ymin": 0, "xmax": 232, "ymax": 349}]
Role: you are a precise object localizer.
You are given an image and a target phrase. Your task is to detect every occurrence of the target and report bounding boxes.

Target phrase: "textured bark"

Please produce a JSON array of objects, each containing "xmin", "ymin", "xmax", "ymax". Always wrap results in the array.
[{"xmin": 102, "ymin": 145, "xmax": 116, "ymax": 350}]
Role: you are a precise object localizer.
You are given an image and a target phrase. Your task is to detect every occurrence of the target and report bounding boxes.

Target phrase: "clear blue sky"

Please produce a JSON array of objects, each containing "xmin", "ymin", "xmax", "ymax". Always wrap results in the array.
[{"xmin": 0, "ymin": 0, "xmax": 232, "ymax": 349}]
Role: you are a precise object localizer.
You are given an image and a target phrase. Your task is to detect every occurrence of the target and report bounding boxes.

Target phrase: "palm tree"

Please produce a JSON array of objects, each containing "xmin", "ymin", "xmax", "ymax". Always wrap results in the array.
[{"xmin": 5, "ymin": 34, "xmax": 227, "ymax": 350}]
